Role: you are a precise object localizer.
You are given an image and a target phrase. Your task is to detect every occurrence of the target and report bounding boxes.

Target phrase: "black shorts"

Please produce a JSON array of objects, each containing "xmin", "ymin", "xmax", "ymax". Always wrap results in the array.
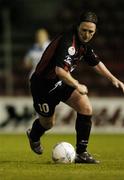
[{"xmin": 30, "ymin": 74, "xmax": 75, "ymax": 117}]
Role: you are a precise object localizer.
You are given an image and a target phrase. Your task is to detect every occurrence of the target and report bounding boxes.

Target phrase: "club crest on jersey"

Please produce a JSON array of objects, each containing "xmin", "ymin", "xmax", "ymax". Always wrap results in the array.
[{"xmin": 68, "ymin": 46, "xmax": 75, "ymax": 56}]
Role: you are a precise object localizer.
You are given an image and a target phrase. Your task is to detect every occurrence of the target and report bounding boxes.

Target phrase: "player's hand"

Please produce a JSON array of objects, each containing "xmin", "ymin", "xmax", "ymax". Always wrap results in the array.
[
  {"xmin": 76, "ymin": 84, "xmax": 88, "ymax": 95},
  {"xmin": 112, "ymin": 79, "xmax": 124, "ymax": 93}
]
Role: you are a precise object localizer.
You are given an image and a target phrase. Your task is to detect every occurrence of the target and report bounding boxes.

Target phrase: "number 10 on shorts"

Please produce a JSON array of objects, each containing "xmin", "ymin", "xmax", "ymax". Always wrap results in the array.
[{"xmin": 38, "ymin": 103, "xmax": 49, "ymax": 113}]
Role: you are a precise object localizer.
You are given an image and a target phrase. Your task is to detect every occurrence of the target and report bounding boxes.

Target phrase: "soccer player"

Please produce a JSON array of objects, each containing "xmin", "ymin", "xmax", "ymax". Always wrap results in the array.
[
  {"xmin": 24, "ymin": 28, "xmax": 50, "ymax": 77},
  {"xmin": 26, "ymin": 12, "xmax": 124, "ymax": 163}
]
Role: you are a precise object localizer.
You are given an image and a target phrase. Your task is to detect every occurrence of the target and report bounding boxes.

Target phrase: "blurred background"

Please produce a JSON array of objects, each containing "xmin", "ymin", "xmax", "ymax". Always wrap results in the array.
[{"xmin": 0, "ymin": 0, "xmax": 124, "ymax": 132}]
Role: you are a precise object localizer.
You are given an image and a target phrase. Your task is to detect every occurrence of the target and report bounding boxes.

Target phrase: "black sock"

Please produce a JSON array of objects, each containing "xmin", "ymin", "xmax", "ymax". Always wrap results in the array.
[
  {"xmin": 75, "ymin": 113, "xmax": 92, "ymax": 154},
  {"xmin": 30, "ymin": 118, "xmax": 47, "ymax": 142}
]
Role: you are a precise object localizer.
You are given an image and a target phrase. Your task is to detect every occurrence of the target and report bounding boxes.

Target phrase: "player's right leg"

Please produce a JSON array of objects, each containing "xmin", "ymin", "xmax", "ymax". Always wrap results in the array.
[
  {"xmin": 27, "ymin": 75, "xmax": 58, "ymax": 155},
  {"xmin": 26, "ymin": 114, "xmax": 55, "ymax": 155}
]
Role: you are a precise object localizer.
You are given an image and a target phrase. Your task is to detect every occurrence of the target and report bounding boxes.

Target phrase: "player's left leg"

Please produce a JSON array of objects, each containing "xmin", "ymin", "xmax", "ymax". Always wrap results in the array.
[{"xmin": 65, "ymin": 89, "xmax": 99, "ymax": 164}]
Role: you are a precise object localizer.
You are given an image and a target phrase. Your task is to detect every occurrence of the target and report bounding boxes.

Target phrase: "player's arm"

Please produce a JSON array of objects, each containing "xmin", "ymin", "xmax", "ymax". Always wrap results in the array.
[
  {"xmin": 24, "ymin": 58, "xmax": 33, "ymax": 70},
  {"xmin": 23, "ymin": 51, "xmax": 33, "ymax": 70},
  {"xmin": 93, "ymin": 61, "xmax": 124, "ymax": 93},
  {"xmin": 55, "ymin": 66, "xmax": 88, "ymax": 95},
  {"xmin": 55, "ymin": 34, "xmax": 88, "ymax": 95}
]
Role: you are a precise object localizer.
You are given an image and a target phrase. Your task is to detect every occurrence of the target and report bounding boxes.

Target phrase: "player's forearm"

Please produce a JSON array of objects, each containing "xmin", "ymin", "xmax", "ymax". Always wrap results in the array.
[
  {"xmin": 94, "ymin": 61, "xmax": 117, "ymax": 82},
  {"xmin": 55, "ymin": 66, "xmax": 79, "ymax": 88}
]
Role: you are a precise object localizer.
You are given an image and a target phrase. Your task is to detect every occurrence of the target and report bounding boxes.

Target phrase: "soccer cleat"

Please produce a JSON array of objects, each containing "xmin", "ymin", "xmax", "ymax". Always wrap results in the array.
[
  {"xmin": 75, "ymin": 151, "xmax": 100, "ymax": 164},
  {"xmin": 26, "ymin": 129, "xmax": 43, "ymax": 155}
]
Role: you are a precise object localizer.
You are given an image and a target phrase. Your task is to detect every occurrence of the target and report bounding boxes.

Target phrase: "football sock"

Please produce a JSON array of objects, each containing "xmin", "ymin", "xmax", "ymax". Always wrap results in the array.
[
  {"xmin": 75, "ymin": 113, "xmax": 92, "ymax": 154},
  {"xmin": 30, "ymin": 118, "xmax": 47, "ymax": 142}
]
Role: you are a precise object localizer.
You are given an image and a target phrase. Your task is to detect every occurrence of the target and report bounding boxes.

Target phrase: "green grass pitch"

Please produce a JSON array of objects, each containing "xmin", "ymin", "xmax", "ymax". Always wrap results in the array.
[{"xmin": 0, "ymin": 133, "xmax": 124, "ymax": 180}]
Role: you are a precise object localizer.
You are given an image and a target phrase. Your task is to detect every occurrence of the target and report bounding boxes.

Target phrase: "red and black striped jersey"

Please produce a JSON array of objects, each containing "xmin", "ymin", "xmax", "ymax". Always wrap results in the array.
[{"xmin": 33, "ymin": 27, "xmax": 100, "ymax": 81}]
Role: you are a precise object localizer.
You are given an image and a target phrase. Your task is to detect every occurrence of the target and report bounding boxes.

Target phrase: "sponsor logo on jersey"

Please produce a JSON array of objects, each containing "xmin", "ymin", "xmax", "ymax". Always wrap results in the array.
[{"xmin": 64, "ymin": 55, "xmax": 72, "ymax": 65}]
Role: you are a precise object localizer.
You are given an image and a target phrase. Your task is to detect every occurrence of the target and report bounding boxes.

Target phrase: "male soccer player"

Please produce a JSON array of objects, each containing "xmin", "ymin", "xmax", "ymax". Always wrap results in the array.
[
  {"xmin": 24, "ymin": 28, "xmax": 50, "ymax": 77},
  {"xmin": 26, "ymin": 11, "xmax": 124, "ymax": 163}
]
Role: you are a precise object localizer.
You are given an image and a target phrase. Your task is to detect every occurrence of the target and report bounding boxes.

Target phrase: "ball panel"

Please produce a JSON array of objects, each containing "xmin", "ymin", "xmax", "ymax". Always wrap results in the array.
[{"xmin": 52, "ymin": 142, "xmax": 76, "ymax": 164}]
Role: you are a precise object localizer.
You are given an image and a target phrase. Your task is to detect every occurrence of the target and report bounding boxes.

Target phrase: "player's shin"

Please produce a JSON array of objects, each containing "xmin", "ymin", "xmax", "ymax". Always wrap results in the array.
[
  {"xmin": 75, "ymin": 113, "xmax": 92, "ymax": 154},
  {"xmin": 30, "ymin": 118, "xmax": 47, "ymax": 141}
]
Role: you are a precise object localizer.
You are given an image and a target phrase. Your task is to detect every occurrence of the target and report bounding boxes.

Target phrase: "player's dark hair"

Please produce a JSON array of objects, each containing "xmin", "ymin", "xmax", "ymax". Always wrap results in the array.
[{"xmin": 78, "ymin": 11, "xmax": 98, "ymax": 25}]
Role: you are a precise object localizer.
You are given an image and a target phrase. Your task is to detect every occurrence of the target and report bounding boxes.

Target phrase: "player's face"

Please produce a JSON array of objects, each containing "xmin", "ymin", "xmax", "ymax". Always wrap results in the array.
[{"xmin": 78, "ymin": 22, "xmax": 96, "ymax": 43}]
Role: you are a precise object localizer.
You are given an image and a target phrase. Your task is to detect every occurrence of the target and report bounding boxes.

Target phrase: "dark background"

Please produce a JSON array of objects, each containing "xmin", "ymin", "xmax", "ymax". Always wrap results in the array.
[{"xmin": 0, "ymin": 0, "xmax": 124, "ymax": 96}]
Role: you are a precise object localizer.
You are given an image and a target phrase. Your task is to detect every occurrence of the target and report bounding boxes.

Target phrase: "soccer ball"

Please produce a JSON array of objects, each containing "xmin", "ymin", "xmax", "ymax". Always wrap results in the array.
[{"xmin": 52, "ymin": 142, "xmax": 76, "ymax": 164}]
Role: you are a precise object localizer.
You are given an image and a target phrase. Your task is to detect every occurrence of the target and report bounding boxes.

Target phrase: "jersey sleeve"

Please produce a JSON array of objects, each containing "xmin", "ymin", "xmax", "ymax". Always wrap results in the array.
[
  {"xmin": 83, "ymin": 46, "xmax": 100, "ymax": 66},
  {"xmin": 55, "ymin": 34, "xmax": 73, "ymax": 71}
]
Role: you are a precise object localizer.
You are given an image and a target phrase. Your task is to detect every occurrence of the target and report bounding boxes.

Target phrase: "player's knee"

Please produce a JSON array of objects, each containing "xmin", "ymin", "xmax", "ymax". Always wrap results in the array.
[
  {"xmin": 81, "ymin": 105, "xmax": 92, "ymax": 115},
  {"xmin": 39, "ymin": 116, "xmax": 55, "ymax": 130}
]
